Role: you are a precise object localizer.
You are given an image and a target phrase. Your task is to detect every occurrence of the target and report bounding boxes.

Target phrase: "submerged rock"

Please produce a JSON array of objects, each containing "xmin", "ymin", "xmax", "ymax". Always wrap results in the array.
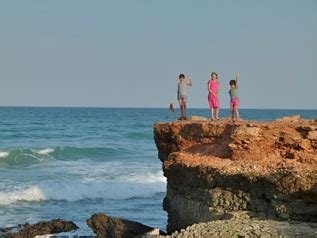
[
  {"xmin": 87, "ymin": 213, "xmax": 165, "ymax": 238},
  {"xmin": 2, "ymin": 219, "xmax": 78, "ymax": 238}
]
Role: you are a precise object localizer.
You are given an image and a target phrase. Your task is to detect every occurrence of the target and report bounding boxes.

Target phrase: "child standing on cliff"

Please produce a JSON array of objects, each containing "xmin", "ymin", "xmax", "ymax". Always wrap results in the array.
[
  {"xmin": 177, "ymin": 74, "xmax": 192, "ymax": 120},
  {"xmin": 229, "ymin": 73, "xmax": 240, "ymax": 121},
  {"xmin": 207, "ymin": 72, "xmax": 220, "ymax": 120}
]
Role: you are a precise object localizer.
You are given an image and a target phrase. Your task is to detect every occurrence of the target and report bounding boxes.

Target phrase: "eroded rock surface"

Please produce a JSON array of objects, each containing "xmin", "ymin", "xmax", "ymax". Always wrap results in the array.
[
  {"xmin": 162, "ymin": 218, "xmax": 317, "ymax": 238},
  {"xmin": 154, "ymin": 118, "xmax": 317, "ymax": 233}
]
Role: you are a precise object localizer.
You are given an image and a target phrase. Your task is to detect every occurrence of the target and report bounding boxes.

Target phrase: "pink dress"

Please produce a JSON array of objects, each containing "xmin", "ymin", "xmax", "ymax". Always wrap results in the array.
[{"xmin": 208, "ymin": 80, "xmax": 220, "ymax": 109}]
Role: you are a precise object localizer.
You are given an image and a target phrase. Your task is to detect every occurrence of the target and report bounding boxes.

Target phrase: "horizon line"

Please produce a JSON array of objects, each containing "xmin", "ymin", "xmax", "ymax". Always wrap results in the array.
[{"xmin": 0, "ymin": 105, "xmax": 316, "ymax": 111}]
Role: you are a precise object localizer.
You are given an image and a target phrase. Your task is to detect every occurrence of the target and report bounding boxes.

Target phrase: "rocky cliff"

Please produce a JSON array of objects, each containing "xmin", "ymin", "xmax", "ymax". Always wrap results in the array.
[{"xmin": 154, "ymin": 117, "xmax": 317, "ymax": 233}]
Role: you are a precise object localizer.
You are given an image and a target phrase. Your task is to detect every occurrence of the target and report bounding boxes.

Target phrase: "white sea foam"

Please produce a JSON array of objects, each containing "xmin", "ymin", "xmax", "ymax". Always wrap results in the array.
[
  {"xmin": 119, "ymin": 171, "xmax": 167, "ymax": 184},
  {"xmin": 36, "ymin": 148, "xmax": 55, "ymax": 155},
  {"xmin": 0, "ymin": 151, "xmax": 9, "ymax": 158},
  {"xmin": 0, "ymin": 179, "xmax": 166, "ymax": 205},
  {"xmin": 0, "ymin": 186, "xmax": 45, "ymax": 205}
]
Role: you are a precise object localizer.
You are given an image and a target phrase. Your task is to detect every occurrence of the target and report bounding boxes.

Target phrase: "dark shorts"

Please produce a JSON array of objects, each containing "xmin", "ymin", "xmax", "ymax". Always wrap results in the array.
[{"xmin": 178, "ymin": 95, "xmax": 188, "ymax": 101}]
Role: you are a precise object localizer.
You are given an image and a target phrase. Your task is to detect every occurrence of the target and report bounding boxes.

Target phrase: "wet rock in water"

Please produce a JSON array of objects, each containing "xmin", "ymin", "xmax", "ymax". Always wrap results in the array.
[
  {"xmin": 2, "ymin": 219, "xmax": 78, "ymax": 238},
  {"xmin": 87, "ymin": 213, "xmax": 165, "ymax": 238}
]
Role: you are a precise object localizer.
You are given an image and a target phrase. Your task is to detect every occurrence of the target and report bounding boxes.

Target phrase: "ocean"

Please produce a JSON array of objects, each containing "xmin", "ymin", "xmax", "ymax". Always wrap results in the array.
[{"xmin": 0, "ymin": 107, "xmax": 316, "ymax": 236}]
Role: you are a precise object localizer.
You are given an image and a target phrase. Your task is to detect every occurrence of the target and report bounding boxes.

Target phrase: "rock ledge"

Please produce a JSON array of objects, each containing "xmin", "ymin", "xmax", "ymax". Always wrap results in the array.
[{"xmin": 154, "ymin": 118, "xmax": 317, "ymax": 233}]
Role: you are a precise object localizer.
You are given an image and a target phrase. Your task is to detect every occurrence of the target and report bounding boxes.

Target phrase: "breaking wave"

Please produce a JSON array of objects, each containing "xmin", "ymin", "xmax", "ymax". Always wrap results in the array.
[{"xmin": 0, "ymin": 178, "xmax": 166, "ymax": 205}]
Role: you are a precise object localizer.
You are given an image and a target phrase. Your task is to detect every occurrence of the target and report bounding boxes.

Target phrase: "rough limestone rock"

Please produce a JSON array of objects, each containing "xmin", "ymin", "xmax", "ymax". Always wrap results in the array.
[
  {"xmin": 308, "ymin": 130, "xmax": 317, "ymax": 140},
  {"xmin": 2, "ymin": 219, "xmax": 78, "ymax": 238},
  {"xmin": 87, "ymin": 213, "xmax": 165, "ymax": 238},
  {"xmin": 154, "ymin": 118, "xmax": 317, "ymax": 233},
  {"xmin": 161, "ymin": 218, "xmax": 317, "ymax": 238}
]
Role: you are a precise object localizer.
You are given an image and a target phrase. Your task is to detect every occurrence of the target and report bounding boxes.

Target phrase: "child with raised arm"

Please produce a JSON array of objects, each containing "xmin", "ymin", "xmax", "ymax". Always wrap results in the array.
[
  {"xmin": 177, "ymin": 74, "xmax": 192, "ymax": 120},
  {"xmin": 207, "ymin": 72, "xmax": 220, "ymax": 120},
  {"xmin": 229, "ymin": 73, "xmax": 240, "ymax": 121}
]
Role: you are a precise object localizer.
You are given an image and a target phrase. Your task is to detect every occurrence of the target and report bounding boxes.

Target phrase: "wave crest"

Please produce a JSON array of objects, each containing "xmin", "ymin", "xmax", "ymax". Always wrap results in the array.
[
  {"xmin": 0, "ymin": 179, "xmax": 166, "ymax": 205},
  {"xmin": 0, "ymin": 152, "xmax": 9, "ymax": 158},
  {"xmin": 0, "ymin": 187, "xmax": 45, "ymax": 205},
  {"xmin": 36, "ymin": 148, "xmax": 55, "ymax": 155}
]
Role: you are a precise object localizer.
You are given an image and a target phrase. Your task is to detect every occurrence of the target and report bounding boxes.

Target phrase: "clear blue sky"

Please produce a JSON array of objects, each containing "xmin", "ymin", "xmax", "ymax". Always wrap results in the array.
[{"xmin": 0, "ymin": 0, "xmax": 316, "ymax": 109}]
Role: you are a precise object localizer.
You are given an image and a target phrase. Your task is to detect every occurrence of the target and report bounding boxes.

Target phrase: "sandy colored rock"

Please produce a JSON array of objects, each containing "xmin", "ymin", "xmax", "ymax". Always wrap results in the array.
[
  {"xmin": 308, "ymin": 130, "xmax": 317, "ymax": 140},
  {"xmin": 191, "ymin": 116, "xmax": 208, "ymax": 121},
  {"xmin": 154, "ymin": 119, "xmax": 317, "ymax": 233},
  {"xmin": 232, "ymin": 125, "xmax": 262, "ymax": 138},
  {"xmin": 161, "ymin": 218, "xmax": 317, "ymax": 238}
]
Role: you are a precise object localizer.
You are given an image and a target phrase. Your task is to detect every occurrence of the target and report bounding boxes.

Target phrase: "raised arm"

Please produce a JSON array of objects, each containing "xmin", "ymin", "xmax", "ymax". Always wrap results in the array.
[
  {"xmin": 235, "ymin": 73, "xmax": 239, "ymax": 88},
  {"xmin": 187, "ymin": 75, "xmax": 193, "ymax": 86}
]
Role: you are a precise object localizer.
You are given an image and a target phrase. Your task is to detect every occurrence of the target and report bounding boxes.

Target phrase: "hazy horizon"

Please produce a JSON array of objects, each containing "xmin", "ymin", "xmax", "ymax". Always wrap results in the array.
[
  {"xmin": 0, "ymin": 1, "xmax": 316, "ymax": 109},
  {"xmin": 0, "ymin": 106, "xmax": 316, "ymax": 110}
]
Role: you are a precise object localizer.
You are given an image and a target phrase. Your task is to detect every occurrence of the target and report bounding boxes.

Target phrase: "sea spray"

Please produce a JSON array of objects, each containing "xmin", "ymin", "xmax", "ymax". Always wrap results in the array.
[{"xmin": 0, "ymin": 151, "xmax": 9, "ymax": 158}]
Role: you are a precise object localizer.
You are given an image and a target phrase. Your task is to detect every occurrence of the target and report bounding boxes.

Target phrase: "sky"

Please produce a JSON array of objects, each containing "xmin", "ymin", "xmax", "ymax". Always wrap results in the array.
[{"xmin": 0, "ymin": 0, "xmax": 316, "ymax": 109}]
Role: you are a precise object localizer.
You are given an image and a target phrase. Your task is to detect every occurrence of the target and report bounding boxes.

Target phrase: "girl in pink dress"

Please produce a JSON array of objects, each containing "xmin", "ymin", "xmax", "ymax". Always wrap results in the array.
[{"xmin": 207, "ymin": 72, "xmax": 220, "ymax": 120}]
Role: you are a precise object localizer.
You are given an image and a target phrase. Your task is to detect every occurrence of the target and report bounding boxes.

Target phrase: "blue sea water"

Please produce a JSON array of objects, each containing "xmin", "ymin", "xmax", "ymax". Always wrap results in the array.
[{"xmin": 0, "ymin": 107, "xmax": 316, "ymax": 235}]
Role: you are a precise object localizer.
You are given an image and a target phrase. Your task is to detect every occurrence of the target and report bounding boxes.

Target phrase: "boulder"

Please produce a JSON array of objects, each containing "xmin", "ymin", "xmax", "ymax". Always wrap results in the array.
[
  {"xmin": 2, "ymin": 219, "xmax": 78, "ymax": 238},
  {"xmin": 87, "ymin": 213, "xmax": 164, "ymax": 238}
]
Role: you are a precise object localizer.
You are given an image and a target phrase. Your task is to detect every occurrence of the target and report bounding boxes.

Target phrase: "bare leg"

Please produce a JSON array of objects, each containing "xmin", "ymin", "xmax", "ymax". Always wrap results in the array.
[
  {"xmin": 181, "ymin": 106, "xmax": 185, "ymax": 118},
  {"xmin": 215, "ymin": 108, "xmax": 220, "ymax": 120},
  {"xmin": 234, "ymin": 107, "xmax": 240, "ymax": 121},
  {"xmin": 210, "ymin": 109, "xmax": 213, "ymax": 120},
  {"xmin": 231, "ymin": 106, "xmax": 234, "ymax": 121},
  {"xmin": 211, "ymin": 109, "xmax": 215, "ymax": 120},
  {"xmin": 183, "ymin": 100, "xmax": 187, "ymax": 118},
  {"xmin": 179, "ymin": 100, "xmax": 183, "ymax": 118}
]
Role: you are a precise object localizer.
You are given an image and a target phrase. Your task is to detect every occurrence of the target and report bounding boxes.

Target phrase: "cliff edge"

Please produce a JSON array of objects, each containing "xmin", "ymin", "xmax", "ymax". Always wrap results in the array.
[{"xmin": 154, "ymin": 117, "xmax": 317, "ymax": 233}]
